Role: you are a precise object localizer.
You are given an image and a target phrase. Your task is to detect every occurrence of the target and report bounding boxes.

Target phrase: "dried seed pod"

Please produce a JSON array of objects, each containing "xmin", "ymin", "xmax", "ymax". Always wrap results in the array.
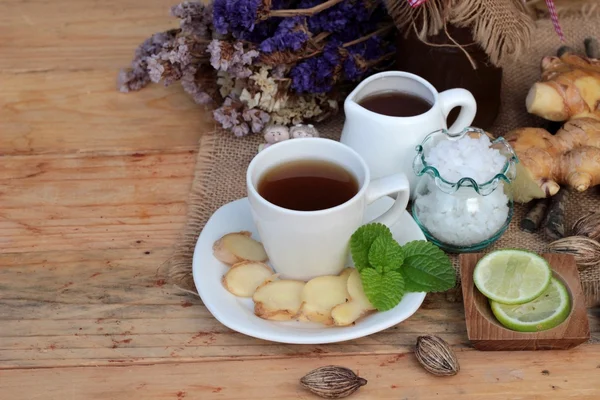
[
  {"xmin": 520, "ymin": 198, "xmax": 550, "ymax": 233},
  {"xmin": 584, "ymin": 37, "xmax": 600, "ymax": 59},
  {"xmin": 415, "ymin": 335, "xmax": 460, "ymax": 376},
  {"xmin": 548, "ymin": 236, "xmax": 600, "ymax": 268},
  {"xmin": 571, "ymin": 212, "xmax": 600, "ymax": 241},
  {"xmin": 543, "ymin": 189, "xmax": 569, "ymax": 240},
  {"xmin": 300, "ymin": 365, "xmax": 367, "ymax": 399}
]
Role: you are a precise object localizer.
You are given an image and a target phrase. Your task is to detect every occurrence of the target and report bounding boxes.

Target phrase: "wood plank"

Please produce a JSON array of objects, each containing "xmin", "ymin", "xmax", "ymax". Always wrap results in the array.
[
  {"xmin": 1, "ymin": 349, "xmax": 600, "ymax": 399},
  {"xmin": 0, "ymin": 0, "xmax": 213, "ymax": 154},
  {"xmin": 1, "ymin": 0, "xmax": 600, "ymax": 397},
  {"xmin": 0, "ymin": 150, "xmax": 198, "ymax": 252},
  {"xmin": 1, "ymin": 249, "xmax": 598, "ymax": 368},
  {"xmin": 0, "ymin": 70, "xmax": 210, "ymax": 154},
  {"xmin": 0, "ymin": 0, "xmax": 182, "ymax": 71}
]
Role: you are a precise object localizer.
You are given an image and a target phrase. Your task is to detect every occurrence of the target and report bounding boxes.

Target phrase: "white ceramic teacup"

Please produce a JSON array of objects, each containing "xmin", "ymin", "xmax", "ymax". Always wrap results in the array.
[{"xmin": 246, "ymin": 138, "xmax": 410, "ymax": 281}]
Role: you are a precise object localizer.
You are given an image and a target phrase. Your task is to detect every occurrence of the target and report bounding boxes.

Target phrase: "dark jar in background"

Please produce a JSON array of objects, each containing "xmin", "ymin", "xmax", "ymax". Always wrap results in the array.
[{"xmin": 395, "ymin": 25, "xmax": 502, "ymax": 130}]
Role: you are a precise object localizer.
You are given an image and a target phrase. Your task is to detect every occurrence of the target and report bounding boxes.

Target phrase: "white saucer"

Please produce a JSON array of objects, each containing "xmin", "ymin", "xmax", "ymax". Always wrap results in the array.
[{"xmin": 192, "ymin": 196, "xmax": 427, "ymax": 344}]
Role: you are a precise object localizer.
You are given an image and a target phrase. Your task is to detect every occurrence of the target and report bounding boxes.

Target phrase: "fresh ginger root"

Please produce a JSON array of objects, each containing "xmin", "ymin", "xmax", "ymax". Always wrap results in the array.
[
  {"xmin": 506, "ymin": 117, "xmax": 600, "ymax": 202},
  {"xmin": 526, "ymin": 52, "xmax": 600, "ymax": 121}
]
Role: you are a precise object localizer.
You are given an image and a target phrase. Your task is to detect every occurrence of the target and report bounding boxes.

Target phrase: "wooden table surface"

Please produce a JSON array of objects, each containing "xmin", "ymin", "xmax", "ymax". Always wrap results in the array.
[{"xmin": 1, "ymin": 0, "xmax": 599, "ymax": 398}]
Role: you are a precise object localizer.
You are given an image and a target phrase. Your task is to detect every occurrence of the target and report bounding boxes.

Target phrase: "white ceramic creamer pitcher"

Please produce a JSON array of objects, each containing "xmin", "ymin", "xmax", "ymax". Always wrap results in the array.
[{"xmin": 340, "ymin": 71, "xmax": 477, "ymax": 197}]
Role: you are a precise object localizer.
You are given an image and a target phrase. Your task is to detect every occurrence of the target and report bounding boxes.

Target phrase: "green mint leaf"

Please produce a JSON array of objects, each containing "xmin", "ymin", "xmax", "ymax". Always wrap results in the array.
[
  {"xmin": 368, "ymin": 235, "xmax": 405, "ymax": 274},
  {"xmin": 360, "ymin": 268, "xmax": 405, "ymax": 311},
  {"xmin": 402, "ymin": 240, "xmax": 456, "ymax": 293},
  {"xmin": 350, "ymin": 223, "xmax": 392, "ymax": 272}
]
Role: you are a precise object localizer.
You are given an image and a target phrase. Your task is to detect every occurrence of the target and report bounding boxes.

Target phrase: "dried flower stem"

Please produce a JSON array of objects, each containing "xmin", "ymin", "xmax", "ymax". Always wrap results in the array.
[
  {"xmin": 296, "ymin": 24, "xmax": 395, "ymax": 61},
  {"xmin": 268, "ymin": 0, "xmax": 345, "ymax": 18},
  {"xmin": 365, "ymin": 52, "xmax": 396, "ymax": 68},
  {"xmin": 342, "ymin": 24, "xmax": 395, "ymax": 48},
  {"xmin": 312, "ymin": 32, "xmax": 332, "ymax": 44}
]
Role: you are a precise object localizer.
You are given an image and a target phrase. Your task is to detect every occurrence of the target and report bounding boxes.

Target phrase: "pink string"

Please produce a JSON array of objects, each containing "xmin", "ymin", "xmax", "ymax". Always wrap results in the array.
[
  {"xmin": 544, "ymin": 0, "xmax": 565, "ymax": 41},
  {"xmin": 407, "ymin": 0, "xmax": 565, "ymax": 41}
]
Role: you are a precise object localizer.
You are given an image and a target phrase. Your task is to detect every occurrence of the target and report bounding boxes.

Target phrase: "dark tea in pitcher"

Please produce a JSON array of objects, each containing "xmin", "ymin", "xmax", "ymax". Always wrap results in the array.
[
  {"xmin": 258, "ymin": 160, "xmax": 358, "ymax": 211},
  {"xmin": 358, "ymin": 91, "xmax": 433, "ymax": 117}
]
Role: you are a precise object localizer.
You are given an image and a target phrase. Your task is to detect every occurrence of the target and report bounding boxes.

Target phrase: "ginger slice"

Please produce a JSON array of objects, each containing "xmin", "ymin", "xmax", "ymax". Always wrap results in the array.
[
  {"xmin": 331, "ymin": 269, "xmax": 375, "ymax": 326},
  {"xmin": 253, "ymin": 279, "xmax": 305, "ymax": 321},
  {"xmin": 299, "ymin": 275, "xmax": 350, "ymax": 325},
  {"xmin": 222, "ymin": 261, "xmax": 273, "ymax": 297},
  {"xmin": 339, "ymin": 267, "xmax": 354, "ymax": 280},
  {"xmin": 213, "ymin": 231, "xmax": 268, "ymax": 265}
]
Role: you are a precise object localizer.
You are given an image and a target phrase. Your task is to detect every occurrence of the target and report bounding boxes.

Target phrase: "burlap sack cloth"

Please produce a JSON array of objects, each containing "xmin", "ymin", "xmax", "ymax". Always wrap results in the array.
[{"xmin": 166, "ymin": 16, "xmax": 600, "ymax": 306}]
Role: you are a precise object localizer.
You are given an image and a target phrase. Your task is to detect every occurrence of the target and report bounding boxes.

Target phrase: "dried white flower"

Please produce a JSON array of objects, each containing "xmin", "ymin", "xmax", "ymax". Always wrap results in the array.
[
  {"xmin": 240, "ymin": 88, "xmax": 261, "ymax": 109},
  {"xmin": 217, "ymin": 71, "xmax": 235, "ymax": 98},
  {"xmin": 290, "ymin": 124, "xmax": 320, "ymax": 138}
]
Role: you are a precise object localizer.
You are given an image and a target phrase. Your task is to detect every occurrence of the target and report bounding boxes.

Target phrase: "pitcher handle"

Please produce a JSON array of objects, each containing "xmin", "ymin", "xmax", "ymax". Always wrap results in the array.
[{"xmin": 438, "ymin": 89, "xmax": 477, "ymax": 133}]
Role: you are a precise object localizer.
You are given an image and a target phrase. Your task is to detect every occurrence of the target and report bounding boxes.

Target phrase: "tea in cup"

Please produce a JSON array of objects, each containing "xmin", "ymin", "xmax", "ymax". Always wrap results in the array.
[{"xmin": 246, "ymin": 138, "xmax": 410, "ymax": 281}]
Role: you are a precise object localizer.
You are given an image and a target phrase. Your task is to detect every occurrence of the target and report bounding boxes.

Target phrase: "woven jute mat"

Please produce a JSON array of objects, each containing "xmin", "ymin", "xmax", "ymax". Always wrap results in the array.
[{"xmin": 166, "ymin": 16, "xmax": 600, "ymax": 306}]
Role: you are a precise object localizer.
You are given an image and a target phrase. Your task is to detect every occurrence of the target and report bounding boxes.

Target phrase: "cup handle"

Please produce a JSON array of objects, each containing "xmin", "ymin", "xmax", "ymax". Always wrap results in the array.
[
  {"xmin": 438, "ymin": 88, "xmax": 477, "ymax": 133},
  {"xmin": 365, "ymin": 173, "xmax": 410, "ymax": 228}
]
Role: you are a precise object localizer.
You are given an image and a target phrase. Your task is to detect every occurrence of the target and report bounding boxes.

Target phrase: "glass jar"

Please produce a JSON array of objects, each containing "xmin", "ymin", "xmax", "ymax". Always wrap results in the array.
[{"xmin": 411, "ymin": 127, "xmax": 518, "ymax": 253}]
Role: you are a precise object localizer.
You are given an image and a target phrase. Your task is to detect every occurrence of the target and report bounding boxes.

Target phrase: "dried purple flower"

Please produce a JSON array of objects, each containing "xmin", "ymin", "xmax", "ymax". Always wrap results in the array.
[
  {"xmin": 343, "ymin": 56, "xmax": 362, "ymax": 81},
  {"xmin": 181, "ymin": 65, "xmax": 213, "ymax": 104},
  {"xmin": 146, "ymin": 55, "xmax": 166, "ymax": 83},
  {"xmin": 341, "ymin": 36, "xmax": 392, "ymax": 81},
  {"xmin": 170, "ymin": 2, "xmax": 212, "ymax": 38},
  {"xmin": 259, "ymin": 17, "xmax": 309, "ymax": 54},
  {"xmin": 137, "ymin": 30, "xmax": 179, "ymax": 60},
  {"xmin": 144, "ymin": 35, "xmax": 205, "ymax": 86},
  {"xmin": 213, "ymin": 96, "xmax": 269, "ymax": 136},
  {"xmin": 117, "ymin": 30, "xmax": 178, "ymax": 92},
  {"xmin": 212, "ymin": 0, "xmax": 263, "ymax": 38},
  {"xmin": 212, "ymin": 0, "xmax": 229, "ymax": 34},
  {"xmin": 207, "ymin": 40, "xmax": 259, "ymax": 78},
  {"xmin": 119, "ymin": 0, "xmax": 395, "ymax": 137},
  {"xmin": 243, "ymin": 107, "xmax": 270, "ymax": 133},
  {"xmin": 290, "ymin": 42, "xmax": 340, "ymax": 94},
  {"xmin": 207, "ymin": 39, "xmax": 224, "ymax": 69},
  {"xmin": 299, "ymin": 0, "xmax": 375, "ymax": 41},
  {"xmin": 117, "ymin": 69, "xmax": 149, "ymax": 93},
  {"xmin": 165, "ymin": 37, "xmax": 193, "ymax": 66}
]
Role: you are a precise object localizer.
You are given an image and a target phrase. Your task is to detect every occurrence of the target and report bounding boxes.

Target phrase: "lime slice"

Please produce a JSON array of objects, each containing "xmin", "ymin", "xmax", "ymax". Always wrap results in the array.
[
  {"xmin": 473, "ymin": 249, "xmax": 551, "ymax": 305},
  {"xmin": 491, "ymin": 278, "xmax": 571, "ymax": 332}
]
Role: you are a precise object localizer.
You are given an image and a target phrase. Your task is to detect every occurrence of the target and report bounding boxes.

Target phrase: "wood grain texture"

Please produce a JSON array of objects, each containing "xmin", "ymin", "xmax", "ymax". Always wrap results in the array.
[
  {"xmin": 1, "ymin": 0, "xmax": 600, "ymax": 398},
  {"xmin": 0, "ymin": 0, "xmax": 210, "ymax": 155},
  {"xmin": 0, "ymin": 249, "xmax": 472, "ymax": 368},
  {"xmin": 3, "ymin": 349, "xmax": 600, "ymax": 399},
  {"xmin": 0, "ymin": 151, "xmax": 198, "ymax": 253},
  {"xmin": 460, "ymin": 253, "xmax": 590, "ymax": 351}
]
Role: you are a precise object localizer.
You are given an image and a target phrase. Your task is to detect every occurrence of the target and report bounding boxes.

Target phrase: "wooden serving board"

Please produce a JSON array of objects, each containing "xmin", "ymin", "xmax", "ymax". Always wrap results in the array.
[{"xmin": 460, "ymin": 253, "xmax": 590, "ymax": 351}]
